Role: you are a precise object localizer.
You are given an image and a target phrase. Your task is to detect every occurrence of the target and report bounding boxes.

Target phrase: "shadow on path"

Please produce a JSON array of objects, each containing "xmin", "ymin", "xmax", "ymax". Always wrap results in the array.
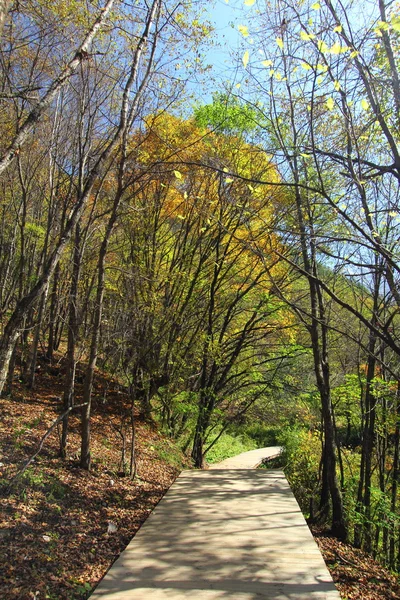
[{"xmin": 90, "ymin": 450, "xmax": 340, "ymax": 600}]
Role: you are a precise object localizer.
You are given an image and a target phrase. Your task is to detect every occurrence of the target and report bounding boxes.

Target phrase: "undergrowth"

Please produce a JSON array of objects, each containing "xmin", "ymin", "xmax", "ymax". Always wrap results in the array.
[{"xmin": 205, "ymin": 431, "xmax": 257, "ymax": 464}]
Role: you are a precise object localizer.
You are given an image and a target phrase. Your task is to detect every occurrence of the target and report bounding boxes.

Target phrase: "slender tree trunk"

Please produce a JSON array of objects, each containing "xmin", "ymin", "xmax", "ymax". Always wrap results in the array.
[
  {"xmin": 295, "ymin": 190, "xmax": 346, "ymax": 539},
  {"xmin": 389, "ymin": 381, "xmax": 400, "ymax": 568},
  {"xmin": 362, "ymin": 336, "xmax": 378, "ymax": 553},
  {"xmin": 80, "ymin": 255, "xmax": 106, "ymax": 470},
  {"xmin": 129, "ymin": 398, "xmax": 136, "ymax": 478},
  {"xmin": 0, "ymin": 0, "xmax": 161, "ymax": 397},
  {"xmin": 3, "ymin": 341, "xmax": 17, "ymax": 396},
  {"xmin": 80, "ymin": 169, "xmax": 126, "ymax": 469},
  {"xmin": 26, "ymin": 282, "xmax": 50, "ymax": 388},
  {"xmin": 192, "ymin": 399, "xmax": 207, "ymax": 468},
  {"xmin": 46, "ymin": 262, "xmax": 61, "ymax": 362},
  {"xmin": 60, "ymin": 224, "xmax": 82, "ymax": 459},
  {"xmin": 0, "ymin": 0, "xmax": 12, "ymax": 38},
  {"xmin": 354, "ymin": 372, "xmax": 367, "ymax": 548}
]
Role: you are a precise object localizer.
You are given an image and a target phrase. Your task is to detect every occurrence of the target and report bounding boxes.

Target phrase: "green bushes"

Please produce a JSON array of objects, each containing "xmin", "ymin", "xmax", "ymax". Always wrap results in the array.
[
  {"xmin": 205, "ymin": 430, "xmax": 257, "ymax": 464},
  {"xmin": 276, "ymin": 426, "xmax": 321, "ymax": 516},
  {"xmin": 242, "ymin": 423, "xmax": 280, "ymax": 447}
]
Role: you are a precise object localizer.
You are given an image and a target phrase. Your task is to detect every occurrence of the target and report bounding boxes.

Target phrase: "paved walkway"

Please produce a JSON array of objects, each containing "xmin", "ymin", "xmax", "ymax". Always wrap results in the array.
[
  {"xmin": 208, "ymin": 446, "xmax": 282, "ymax": 469},
  {"xmin": 91, "ymin": 448, "xmax": 340, "ymax": 599}
]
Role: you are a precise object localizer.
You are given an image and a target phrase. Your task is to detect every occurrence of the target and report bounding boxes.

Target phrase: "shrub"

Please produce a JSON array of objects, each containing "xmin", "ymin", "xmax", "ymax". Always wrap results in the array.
[
  {"xmin": 205, "ymin": 430, "xmax": 257, "ymax": 464},
  {"xmin": 277, "ymin": 426, "xmax": 321, "ymax": 515}
]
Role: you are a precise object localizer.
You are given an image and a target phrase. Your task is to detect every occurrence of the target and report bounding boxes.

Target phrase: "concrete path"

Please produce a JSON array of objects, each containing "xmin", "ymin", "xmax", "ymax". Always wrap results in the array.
[{"xmin": 91, "ymin": 449, "xmax": 340, "ymax": 600}]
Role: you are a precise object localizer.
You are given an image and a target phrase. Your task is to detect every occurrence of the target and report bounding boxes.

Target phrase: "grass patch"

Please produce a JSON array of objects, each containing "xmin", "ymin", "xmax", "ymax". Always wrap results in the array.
[
  {"xmin": 205, "ymin": 431, "xmax": 257, "ymax": 464},
  {"xmin": 150, "ymin": 438, "xmax": 186, "ymax": 470}
]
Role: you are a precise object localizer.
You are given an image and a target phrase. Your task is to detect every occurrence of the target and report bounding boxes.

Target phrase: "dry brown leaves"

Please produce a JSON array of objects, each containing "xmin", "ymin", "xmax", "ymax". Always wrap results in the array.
[
  {"xmin": 0, "ymin": 360, "xmax": 181, "ymax": 600},
  {"xmin": 1, "ymin": 358, "xmax": 400, "ymax": 600},
  {"xmin": 312, "ymin": 527, "xmax": 400, "ymax": 600}
]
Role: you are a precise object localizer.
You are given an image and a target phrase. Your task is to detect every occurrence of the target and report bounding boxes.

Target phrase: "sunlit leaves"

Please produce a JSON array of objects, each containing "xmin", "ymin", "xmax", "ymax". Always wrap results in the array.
[
  {"xmin": 329, "ymin": 42, "xmax": 349, "ymax": 54},
  {"xmin": 174, "ymin": 170, "xmax": 183, "ymax": 180},
  {"xmin": 392, "ymin": 16, "xmax": 400, "ymax": 32},
  {"xmin": 326, "ymin": 97, "xmax": 335, "ymax": 110},
  {"xmin": 300, "ymin": 31, "xmax": 315, "ymax": 41},
  {"xmin": 360, "ymin": 99, "xmax": 369, "ymax": 110},
  {"xmin": 276, "ymin": 37, "xmax": 284, "ymax": 49},
  {"xmin": 194, "ymin": 93, "xmax": 259, "ymax": 134},
  {"xmin": 376, "ymin": 20, "xmax": 390, "ymax": 32},
  {"xmin": 317, "ymin": 40, "xmax": 329, "ymax": 53},
  {"xmin": 329, "ymin": 41, "xmax": 342, "ymax": 54},
  {"xmin": 238, "ymin": 24, "xmax": 249, "ymax": 37},
  {"xmin": 244, "ymin": 0, "xmax": 256, "ymax": 5},
  {"xmin": 311, "ymin": 2, "xmax": 321, "ymax": 9},
  {"xmin": 242, "ymin": 50, "xmax": 250, "ymax": 68},
  {"xmin": 262, "ymin": 59, "xmax": 273, "ymax": 67}
]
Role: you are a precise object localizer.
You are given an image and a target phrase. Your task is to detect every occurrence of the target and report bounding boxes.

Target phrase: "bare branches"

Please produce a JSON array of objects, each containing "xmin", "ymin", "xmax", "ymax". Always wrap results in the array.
[{"xmin": 0, "ymin": 0, "xmax": 117, "ymax": 176}]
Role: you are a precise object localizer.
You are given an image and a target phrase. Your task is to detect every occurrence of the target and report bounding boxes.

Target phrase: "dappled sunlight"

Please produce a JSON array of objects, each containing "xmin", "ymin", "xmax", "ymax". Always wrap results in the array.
[{"xmin": 91, "ymin": 458, "xmax": 339, "ymax": 599}]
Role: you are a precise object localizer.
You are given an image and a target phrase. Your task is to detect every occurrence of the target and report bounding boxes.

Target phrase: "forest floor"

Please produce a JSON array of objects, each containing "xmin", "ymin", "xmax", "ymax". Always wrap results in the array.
[{"xmin": 0, "ymin": 357, "xmax": 399, "ymax": 600}]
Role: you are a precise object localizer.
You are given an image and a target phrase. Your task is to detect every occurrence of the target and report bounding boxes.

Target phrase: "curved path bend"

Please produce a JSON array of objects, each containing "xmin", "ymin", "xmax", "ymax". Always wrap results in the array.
[{"xmin": 91, "ymin": 447, "xmax": 340, "ymax": 599}]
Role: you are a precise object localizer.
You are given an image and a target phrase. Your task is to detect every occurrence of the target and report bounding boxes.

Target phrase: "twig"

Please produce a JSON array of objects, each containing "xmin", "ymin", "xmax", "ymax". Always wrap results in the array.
[
  {"xmin": 334, "ymin": 550, "xmax": 368, "ymax": 571},
  {"xmin": 9, "ymin": 402, "xmax": 88, "ymax": 484}
]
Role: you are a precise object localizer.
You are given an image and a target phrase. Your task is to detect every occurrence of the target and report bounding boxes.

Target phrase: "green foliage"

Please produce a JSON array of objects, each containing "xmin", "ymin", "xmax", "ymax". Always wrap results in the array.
[
  {"xmin": 45, "ymin": 478, "xmax": 67, "ymax": 502},
  {"xmin": 194, "ymin": 92, "xmax": 260, "ymax": 134},
  {"xmin": 242, "ymin": 423, "xmax": 280, "ymax": 447},
  {"xmin": 332, "ymin": 374, "xmax": 362, "ymax": 447},
  {"xmin": 150, "ymin": 438, "xmax": 186, "ymax": 470},
  {"xmin": 70, "ymin": 580, "xmax": 92, "ymax": 598},
  {"xmin": 276, "ymin": 426, "xmax": 321, "ymax": 514},
  {"xmin": 205, "ymin": 430, "xmax": 257, "ymax": 464}
]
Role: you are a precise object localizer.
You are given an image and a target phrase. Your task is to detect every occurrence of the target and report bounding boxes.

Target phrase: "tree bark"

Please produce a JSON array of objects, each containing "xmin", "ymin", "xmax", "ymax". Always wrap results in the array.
[
  {"xmin": 60, "ymin": 224, "xmax": 82, "ymax": 459},
  {"xmin": 0, "ymin": 0, "xmax": 12, "ymax": 38}
]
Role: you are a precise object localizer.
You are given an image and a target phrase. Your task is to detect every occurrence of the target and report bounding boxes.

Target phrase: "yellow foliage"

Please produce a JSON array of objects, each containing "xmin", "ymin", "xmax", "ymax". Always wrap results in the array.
[{"xmin": 128, "ymin": 112, "xmax": 287, "ymax": 289}]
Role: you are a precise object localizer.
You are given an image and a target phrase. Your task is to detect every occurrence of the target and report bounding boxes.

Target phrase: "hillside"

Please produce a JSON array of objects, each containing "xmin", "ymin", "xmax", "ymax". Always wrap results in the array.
[
  {"xmin": 0, "ymin": 357, "xmax": 182, "ymax": 600},
  {"xmin": 0, "ymin": 359, "xmax": 399, "ymax": 600}
]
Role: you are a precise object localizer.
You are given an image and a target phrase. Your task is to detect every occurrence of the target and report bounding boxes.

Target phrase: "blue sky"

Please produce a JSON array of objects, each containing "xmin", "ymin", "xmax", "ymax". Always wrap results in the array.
[
  {"xmin": 194, "ymin": 0, "xmax": 256, "ymax": 101},
  {"xmin": 205, "ymin": 1, "xmax": 243, "ymax": 71}
]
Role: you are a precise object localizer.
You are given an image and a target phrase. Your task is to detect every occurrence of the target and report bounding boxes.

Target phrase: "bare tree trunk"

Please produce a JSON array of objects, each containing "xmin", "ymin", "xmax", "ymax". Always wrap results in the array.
[
  {"xmin": 60, "ymin": 224, "xmax": 82, "ymax": 459},
  {"xmin": 46, "ymin": 262, "xmax": 60, "ymax": 362},
  {"xmin": 192, "ymin": 397, "xmax": 207, "ymax": 468},
  {"xmin": 4, "ymin": 343, "xmax": 17, "ymax": 396},
  {"xmin": 294, "ymin": 185, "xmax": 346, "ymax": 539},
  {"xmin": 390, "ymin": 381, "xmax": 400, "ymax": 568},
  {"xmin": 25, "ymin": 283, "xmax": 50, "ymax": 388},
  {"xmin": 0, "ymin": 0, "xmax": 160, "ymax": 396},
  {"xmin": 362, "ymin": 348, "xmax": 377, "ymax": 553},
  {"xmin": 80, "ymin": 229, "xmax": 109, "ymax": 470},
  {"xmin": 129, "ymin": 398, "xmax": 136, "ymax": 478},
  {"xmin": 0, "ymin": 0, "xmax": 12, "ymax": 38}
]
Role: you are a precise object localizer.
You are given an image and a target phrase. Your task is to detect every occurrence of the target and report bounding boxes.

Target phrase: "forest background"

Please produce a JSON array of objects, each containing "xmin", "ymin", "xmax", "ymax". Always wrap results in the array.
[{"xmin": 0, "ymin": 0, "xmax": 400, "ymax": 595}]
